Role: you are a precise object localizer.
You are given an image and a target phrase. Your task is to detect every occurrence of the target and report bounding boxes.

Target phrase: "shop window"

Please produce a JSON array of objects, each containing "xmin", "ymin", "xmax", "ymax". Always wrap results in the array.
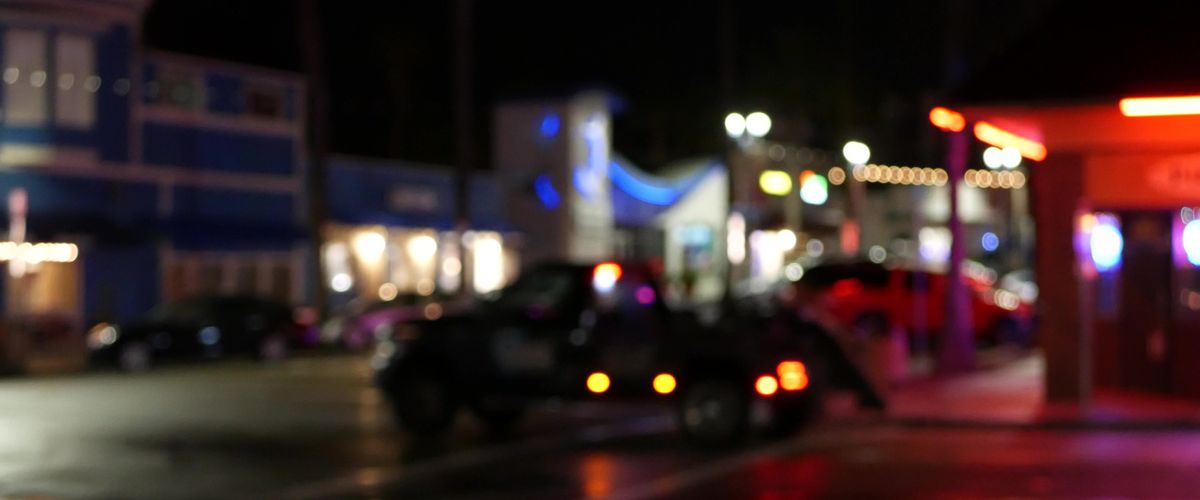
[
  {"xmin": 4, "ymin": 29, "xmax": 47, "ymax": 125},
  {"xmin": 54, "ymin": 34, "xmax": 95, "ymax": 128}
]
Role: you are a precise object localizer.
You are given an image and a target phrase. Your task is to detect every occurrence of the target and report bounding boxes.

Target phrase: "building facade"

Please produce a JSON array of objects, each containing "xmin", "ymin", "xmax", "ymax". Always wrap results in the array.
[{"xmin": 0, "ymin": 0, "xmax": 306, "ymax": 328}]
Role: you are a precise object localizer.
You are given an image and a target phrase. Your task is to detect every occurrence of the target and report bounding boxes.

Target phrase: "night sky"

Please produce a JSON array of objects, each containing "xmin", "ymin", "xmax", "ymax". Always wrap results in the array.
[{"xmin": 142, "ymin": 1, "xmax": 1197, "ymax": 171}]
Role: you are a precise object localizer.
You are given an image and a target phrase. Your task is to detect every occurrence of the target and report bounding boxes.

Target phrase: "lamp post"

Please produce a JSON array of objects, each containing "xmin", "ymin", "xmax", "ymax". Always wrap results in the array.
[
  {"xmin": 724, "ymin": 111, "xmax": 770, "ymax": 298},
  {"xmin": 842, "ymin": 141, "xmax": 870, "ymax": 256}
]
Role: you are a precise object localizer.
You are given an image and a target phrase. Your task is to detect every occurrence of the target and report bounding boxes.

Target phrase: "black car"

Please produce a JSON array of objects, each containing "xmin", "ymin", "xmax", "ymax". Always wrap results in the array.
[
  {"xmin": 373, "ymin": 261, "xmax": 882, "ymax": 445},
  {"xmin": 88, "ymin": 296, "xmax": 298, "ymax": 371}
]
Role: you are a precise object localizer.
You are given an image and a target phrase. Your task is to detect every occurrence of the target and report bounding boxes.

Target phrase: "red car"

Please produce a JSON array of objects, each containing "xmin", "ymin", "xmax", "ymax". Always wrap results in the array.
[{"xmin": 799, "ymin": 261, "xmax": 1032, "ymax": 346}]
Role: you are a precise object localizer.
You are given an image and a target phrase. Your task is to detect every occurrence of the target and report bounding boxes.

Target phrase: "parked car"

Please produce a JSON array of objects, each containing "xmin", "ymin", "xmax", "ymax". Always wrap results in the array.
[
  {"xmin": 799, "ymin": 260, "xmax": 1033, "ymax": 346},
  {"xmin": 322, "ymin": 292, "xmax": 464, "ymax": 350},
  {"xmin": 373, "ymin": 261, "xmax": 882, "ymax": 445},
  {"xmin": 88, "ymin": 296, "xmax": 301, "ymax": 371}
]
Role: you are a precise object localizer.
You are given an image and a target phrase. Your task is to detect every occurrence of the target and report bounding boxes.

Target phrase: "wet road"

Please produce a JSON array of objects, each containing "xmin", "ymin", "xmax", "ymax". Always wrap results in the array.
[{"xmin": 5, "ymin": 354, "xmax": 1200, "ymax": 499}]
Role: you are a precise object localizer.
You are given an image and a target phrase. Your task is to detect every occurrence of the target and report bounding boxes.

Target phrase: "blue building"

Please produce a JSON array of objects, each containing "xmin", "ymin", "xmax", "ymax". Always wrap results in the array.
[{"xmin": 0, "ymin": 1, "xmax": 306, "ymax": 327}]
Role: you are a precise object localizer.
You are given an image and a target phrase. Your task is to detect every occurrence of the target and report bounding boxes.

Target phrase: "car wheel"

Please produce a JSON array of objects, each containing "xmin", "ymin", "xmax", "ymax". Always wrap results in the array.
[
  {"xmin": 678, "ymin": 376, "xmax": 748, "ymax": 447},
  {"xmin": 118, "ymin": 342, "xmax": 152, "ymax": 372},
  {"xmin": 392, "ymin": 374, "xmax": 458, "ymax": 436},
  {"xmin": 257, "ymin": 334, "xmax": 289, "ymax": 361}
]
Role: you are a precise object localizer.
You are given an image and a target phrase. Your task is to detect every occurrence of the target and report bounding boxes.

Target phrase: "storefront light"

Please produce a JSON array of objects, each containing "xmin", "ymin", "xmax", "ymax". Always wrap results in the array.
[
  {"xmin": 407, "ymin": 235, "xmax": 438, "ymax": 262},
  {"xmin": 1182, "ymin": 220, "xmax": 1200, "ymax": 266},
  {"xmin": 1090, "ymin": 215, "xmax": 1123, "ymax": 272}
]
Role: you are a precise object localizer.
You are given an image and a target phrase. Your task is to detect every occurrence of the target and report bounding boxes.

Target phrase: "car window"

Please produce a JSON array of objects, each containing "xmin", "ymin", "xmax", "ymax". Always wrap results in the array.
[
  {"xmin": 146, "ymin": 299, "xmax": 211, "ymax": 324},
  {"xmin": 489, "ymin": 266, "xmax": 580, "ymax": 312}
]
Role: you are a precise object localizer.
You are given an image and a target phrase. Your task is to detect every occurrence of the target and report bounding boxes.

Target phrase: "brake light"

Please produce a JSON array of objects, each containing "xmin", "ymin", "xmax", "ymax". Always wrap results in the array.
[
  {"xmin": 755, "ymin": 375, "xmax": 779, "ymax": 397},
  {"xmin": 652, "ymin": 373, "xmax": 676, "ymax": 395},
  {"xmin": 592, "ymin": 262, "xmax": 623, "ymax": 293},
  {"xmin": 586, "ymin": 372, "xmax": 611, "ymax": 394},
  {"xmin": 776, "ymin": 361, "xmax": 809, "ymax": 391}
]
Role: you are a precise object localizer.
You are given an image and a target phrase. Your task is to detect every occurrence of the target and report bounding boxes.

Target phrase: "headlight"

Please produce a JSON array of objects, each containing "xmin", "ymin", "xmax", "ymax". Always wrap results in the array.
[{"xmin": 87, "ymin": 323, "xmax": 119, "ymax": 349}]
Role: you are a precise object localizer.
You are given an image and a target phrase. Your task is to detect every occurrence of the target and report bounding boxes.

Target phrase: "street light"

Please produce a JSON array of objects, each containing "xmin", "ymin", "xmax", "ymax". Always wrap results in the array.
[
  {"xmin": 982, "ymin": 146, "xmax": 1003, "ymax": 170},
  {"xmin": 842, "ymin": 141, "xmax": 871, "ymax": 165},
  {"xmin": 1000, "ymin": 146, "xmax": 1022, "ymax": 169},
  {"xmin": 724, "ymin": 112, "xmax": 746, "ymax": 138},
  {"xmin": 745, "ymin": 111, "xmax": 772, "ymax": 138}
]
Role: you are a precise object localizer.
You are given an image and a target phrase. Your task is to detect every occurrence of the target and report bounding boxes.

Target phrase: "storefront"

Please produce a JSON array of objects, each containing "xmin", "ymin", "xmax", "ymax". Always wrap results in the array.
[
  {"xmin": 325, "ymin": 157, "xmax": 518, "ymax": 309},
  {"xmin": 959, "ymin": 100, "xmax": 1200, "ymax": 402}
]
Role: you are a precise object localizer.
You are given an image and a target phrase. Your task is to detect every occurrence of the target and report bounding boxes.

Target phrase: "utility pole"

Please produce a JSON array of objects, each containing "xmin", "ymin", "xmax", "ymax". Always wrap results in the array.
[
  {"xmin": 297, "ymin": 0, "xmax": 329, "ymax": 319},
  {"xmin": 453, "ymin": 0, "xmax": 473, "ymax": 228},
  {"xmin": 939, "ymin": 129, "xmax": 974, "ymax": 373}
]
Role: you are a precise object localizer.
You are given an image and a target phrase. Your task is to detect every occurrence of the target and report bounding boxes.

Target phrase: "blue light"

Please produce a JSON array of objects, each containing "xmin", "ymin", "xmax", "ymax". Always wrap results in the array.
[
  {"xmin": 1183, "ymin": 220, "xmax": 1200, "ymax": 266},
  {"xmin": 534, "ymin": 175, "xmax": 560, "ymax": 209},
  {"xmin": 981, "ymin": 232, "xmax": 999, "ymax": 252},
  {"xmin": 539, "ymin": 114, "xmax": 560, "ymax": 138},
  {"xmin": 1090, "ymin": 219, "xmax": 1124, "ymax": 272},
  {"xmin": 608, "ymin": 160, "xmax": 680, "ymax": 205}
]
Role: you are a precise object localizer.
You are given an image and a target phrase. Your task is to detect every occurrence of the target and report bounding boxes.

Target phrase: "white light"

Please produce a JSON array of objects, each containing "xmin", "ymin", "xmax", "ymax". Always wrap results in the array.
[
  {"xmin": 29, "ymin": 70, "xmax": 46, "ymax": 88},
  {"xmin": 473, "ymin": 235, "xmax": 504, "ymax": 294},
  {"xmin": 442, "ymin": 256, "xmax": 462, "ymax": 276},
  {"xmin": 1090, "ymin": 218, "xmax": 1123, "ymax": 272},
  {"xmin": 842, "ymin": 141, "xmax": 871, "ymax": 165},
  {"xmin": 727, "ymin": 212, "xmax": 746, "ymax": 265},
  {"xmin": 1000, "ymin": 147, "xmax": 1022, "ymax": 169},
  {"xmin": 378, "ymin": 283, "xmax": 399, "ymax": 301},
  {"xmin": 776, "ymin": 229, "xmax": 797, "ymax": 251},
  {"xmin": 806, "ymin": 239, "xmax": 825, "ymax": 258},
  {"xmin": 407, "ymin": 234, "xmax": 438, "ymax": 261},
  {"xmin": 745, "ymin": 111, "xmax": 772, "ymax": 138},
  {"xmin": 1184, "ymin": 220, "xmax": 1200, "ymax": 266},
  {"xmin": 353, "ymin": 231, "xmax": 386, "ymax": 259},
  {"xmin": 982, "ymin": 147, "xmax": 1003, "ymax": 169},
  {"xmin": 919, "ymin": 227, "xmax": 951, "ymax": 264},
  {"xmin": 868, "ymin": 245, "xmax": 887, "ymax": 263},
  {"xmin": 57, "ymin": 73, "xmax": 74, "ymax": 90},
  {"xmin": 416, "ymin": 279, "xmax": 435, "ymax": 296},
  {"xmin": 784, "ymin": 263, "xmax": 805, "ymax": 282},
  {"xmin": 3, "ymin": 67, "xmax": 18, "ymax": 85},
  {"xmin": 799, "ymin": 174, "xmax": 829, "ymax": 205},
  {"xmin": 331, "ymin": 272, "xmax": 353, "ymax": 292},
  {"xmin": 724, "ymin": 112, "xmax": 746, "ymax": 138}
]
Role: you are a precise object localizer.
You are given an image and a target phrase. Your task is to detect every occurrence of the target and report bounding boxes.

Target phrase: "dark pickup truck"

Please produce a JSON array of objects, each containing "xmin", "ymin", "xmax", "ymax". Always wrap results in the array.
[{"xmin": 373, "ymin": 261, "xmax": 881, "ymax": 445}]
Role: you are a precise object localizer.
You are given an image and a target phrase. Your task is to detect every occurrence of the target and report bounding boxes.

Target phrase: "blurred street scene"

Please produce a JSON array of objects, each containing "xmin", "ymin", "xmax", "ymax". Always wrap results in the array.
[{"xmin": 2, "ymin": 0, "xmax": 1200, "ymax": 498}]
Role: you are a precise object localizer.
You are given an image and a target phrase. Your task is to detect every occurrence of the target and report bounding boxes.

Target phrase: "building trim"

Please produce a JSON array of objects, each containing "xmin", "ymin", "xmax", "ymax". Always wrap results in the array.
[{"xmin": 142, "ymin": 104, "xmax": 301, "ymax": 138}]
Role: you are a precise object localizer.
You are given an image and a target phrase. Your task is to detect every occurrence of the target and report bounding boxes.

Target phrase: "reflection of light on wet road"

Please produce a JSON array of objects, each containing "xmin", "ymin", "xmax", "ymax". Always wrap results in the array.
[
  {"xmin": 355, "ymin": 466, "xmax": 383, "ymax": 487},
  {"xmin": 580, "ymin": 453, "xmax": 614, "ymax": 498}
]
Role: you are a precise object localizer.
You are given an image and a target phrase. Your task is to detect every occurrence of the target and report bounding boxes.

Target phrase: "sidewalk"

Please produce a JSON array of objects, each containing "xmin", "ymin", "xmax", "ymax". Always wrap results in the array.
[{"xmin": 883, "ymin": 350, "xmax": 1200, "ymax": 429}]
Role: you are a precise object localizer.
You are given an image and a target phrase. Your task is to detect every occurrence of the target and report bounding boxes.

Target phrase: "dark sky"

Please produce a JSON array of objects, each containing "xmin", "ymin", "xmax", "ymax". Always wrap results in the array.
[{"xmin": 144, "ymin": 1, "xmax": 1076, "ymax": 170}]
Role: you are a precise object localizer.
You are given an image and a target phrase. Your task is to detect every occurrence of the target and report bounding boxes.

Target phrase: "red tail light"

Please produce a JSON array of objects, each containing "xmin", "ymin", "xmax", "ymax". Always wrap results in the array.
[{"xmin": 776, "ymin": 360, "xmax": 809, "ymax": 391}]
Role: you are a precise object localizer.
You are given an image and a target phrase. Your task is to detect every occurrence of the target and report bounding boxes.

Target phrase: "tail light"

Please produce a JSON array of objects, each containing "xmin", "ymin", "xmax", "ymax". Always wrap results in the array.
[
  {"xmin": 776, "ymin": 360, "xmax": 809, "ymax": 391},
  {"xmin": 652, "ymin": 373, "xmax": 676, "ymax": 395},
  {"xmin": 592, "ymin": 262, "xmax": 623, "ymax": 293},
  {"xmin": 755, "ymin": 375, "xmax": 779, "ymax": 397},
  {"xmin": 587, "ymin": 372, "xmax": 611, "ymax": 394}
]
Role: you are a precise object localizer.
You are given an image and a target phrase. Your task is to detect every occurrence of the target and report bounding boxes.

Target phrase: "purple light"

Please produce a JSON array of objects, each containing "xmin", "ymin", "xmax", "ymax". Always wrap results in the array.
[{"xmin": 636, "ymin": 285, "xmax": 655, "ymax": 305}]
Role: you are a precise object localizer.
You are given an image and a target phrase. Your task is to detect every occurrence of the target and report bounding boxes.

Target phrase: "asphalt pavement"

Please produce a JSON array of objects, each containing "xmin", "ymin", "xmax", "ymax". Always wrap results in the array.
[{"xmin": 5, "ymin": 353, "xmax": 1200, "ymax": 499}]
